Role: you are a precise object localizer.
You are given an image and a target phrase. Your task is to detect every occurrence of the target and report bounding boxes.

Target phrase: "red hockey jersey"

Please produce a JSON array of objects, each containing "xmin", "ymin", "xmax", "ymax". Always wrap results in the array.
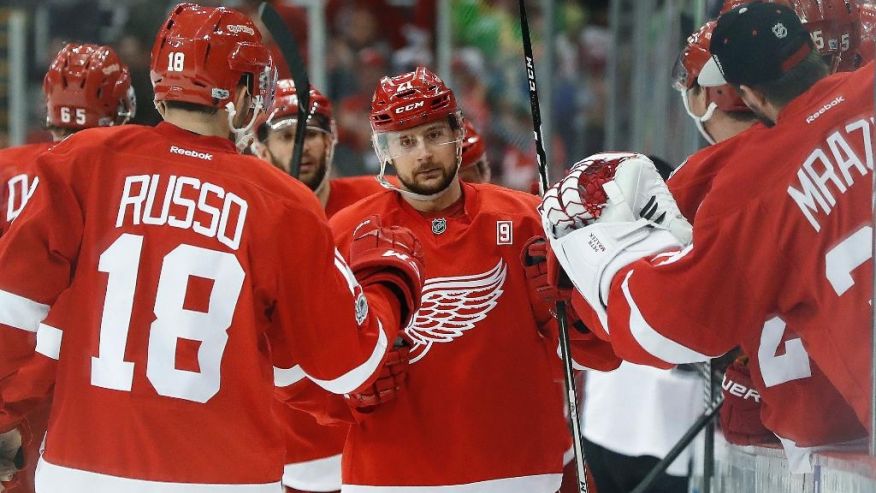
[
  {"xmin": 665, "ymin": 121, "xmax": 866, "ymax": 446},
  {"xmin": 329, "ymin": 183, "xmax": 572, "ymax": 492},
  {"xmin": 0, "ymin": 142, "xmax": 53, "ymax": 237},
  {"xmin": 597, "ymin": 65, "xmax": 874, "ymax": 436},
  {"xmin": 279, "ymin": 175, "xmax": 389, "ymax": 491},
  {"xmin": 0, "ymin": 122, "xmax": 403, "ymax": 492},
  {"xmin": 0, "ymin": 140, "xmax": 53, "ymax": 493},
  {"xmin": 324, "ymin": 176, "xmax": 387, "ymax": 218}
]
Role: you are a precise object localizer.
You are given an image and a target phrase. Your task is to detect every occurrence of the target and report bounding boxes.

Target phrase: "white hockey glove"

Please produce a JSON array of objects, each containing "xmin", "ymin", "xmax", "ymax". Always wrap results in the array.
[
  {"xmin": 538, "ymin": 153, "xmax": 690, "ymax": 329},
  {"xmin": 0, "ymin": 428, "xmax": 21, "ymax": 482},
  {"xmin": 539, "ymin": 152, "xmax": 691, "ymax": 243}
]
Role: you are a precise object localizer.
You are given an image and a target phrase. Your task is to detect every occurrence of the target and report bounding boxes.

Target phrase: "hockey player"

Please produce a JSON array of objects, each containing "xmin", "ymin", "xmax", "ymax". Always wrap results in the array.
[
  {"xmin": 253, "ymin": 80, "xmax": 393, "ymax": 493},
  {"xmin": 458, "ymin": 120, "xmax": 492, "ymax": 184},
  {"xmin": 0, "ymin": 43, "xmax": 135, "ymax": 236},
  {"xmin": 670, "ymin": 11, "xmax": 867, "ymax": 464},
  {"xmin": 0, "ymin": 4, "xmax": 424, "ymax": 492},
  {"xmin": 328, "ymin": 66, "xmax": 619, "ymax": 493},
  {"xmin": 252, "ymin": 79, "xmax": 387, "ymax": 219},
  {"xmin": 0, "ymin": 42, "xmax": 135, "ymax": 493},
  {"xmin": 540, "ymin": 1, "xmax": 874, "ymax": 446}
]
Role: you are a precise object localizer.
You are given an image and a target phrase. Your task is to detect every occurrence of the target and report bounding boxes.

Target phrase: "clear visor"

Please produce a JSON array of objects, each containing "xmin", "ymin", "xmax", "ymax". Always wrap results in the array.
[
  {"xmin": 671, "ymin": 51, "xmax": 690, "ymax": 92},
  {"xmin": 375, "ymin": 121, "xmax": 462, "ymax": 160}
]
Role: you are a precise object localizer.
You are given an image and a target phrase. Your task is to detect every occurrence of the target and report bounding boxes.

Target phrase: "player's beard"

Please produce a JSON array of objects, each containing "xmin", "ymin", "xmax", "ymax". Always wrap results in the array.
[
  {"xmin": 751, "ymin": 108, "xmax": 776, "ymax": 128},
  {"xmin": 298, "ymin": 154, "xmax": 329, "ymax": 191},
  {"xmin": 398, "ymin": 162, "xmax": 457, "ymax": 196}
]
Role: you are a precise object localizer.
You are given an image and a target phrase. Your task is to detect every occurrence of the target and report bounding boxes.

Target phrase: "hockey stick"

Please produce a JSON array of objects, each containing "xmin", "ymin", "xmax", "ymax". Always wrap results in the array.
[
  {"xmin": 630, "ymin": 395, "xmax": 725, "ymax": 493},
  {"xmin": 259, "ymin": 2, "xmax": 309, "ymax": 179},
  {"xmin": 517, "ymin": 2, "xmax": 589, "ymax": 492},
  {"xmin": 703, "ymin": 362, "xmax": 716, "ymax": 493}
]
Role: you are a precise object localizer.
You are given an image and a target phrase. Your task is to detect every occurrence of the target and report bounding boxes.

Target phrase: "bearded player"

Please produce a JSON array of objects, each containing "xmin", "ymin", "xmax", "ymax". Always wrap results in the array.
[
  {"xmin": 0, "ymin": 42, "xmax": 135, "ymax": 493},
  {"xmin": 0, "ymin": 4, "xmax": 424, "ymax": 492},
  {"xmin": 252, "ymin": 80, "xmax": 387, "ymax": 219},
  {"xmin": 328, "ymin": 66, "xmax": 619, "ymax": 493}
]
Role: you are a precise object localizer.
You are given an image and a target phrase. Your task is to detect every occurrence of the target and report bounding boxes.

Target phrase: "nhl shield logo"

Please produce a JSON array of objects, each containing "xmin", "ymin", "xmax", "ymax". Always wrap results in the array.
[
  {"xmin": 431, "ymin": 218, "xmax": 447, "ymax": 235},
  {"xmin": 772, "ymin": 22, "xmax": 788, "ymax": 39}
]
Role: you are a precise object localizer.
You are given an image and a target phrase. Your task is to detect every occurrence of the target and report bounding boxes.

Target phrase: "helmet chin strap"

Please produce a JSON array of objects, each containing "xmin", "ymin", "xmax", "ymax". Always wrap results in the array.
[
  {"xmin": 681, "ymin": 90, "xmax": 718, "ymax": 145},
  {"xmin": 226, "ymin": 97, "xmax": 264, "ymax": 152}
]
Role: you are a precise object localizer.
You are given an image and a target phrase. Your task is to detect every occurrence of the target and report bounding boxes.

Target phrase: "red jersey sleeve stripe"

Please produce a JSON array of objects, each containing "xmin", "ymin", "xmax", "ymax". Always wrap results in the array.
[
  {"xmin": 0, "ymin": 289, "xmax": 48, "ymax": 332},
  {"xmin": 619, "ymin": 270, "xmax": 714, "ymax": 364}
]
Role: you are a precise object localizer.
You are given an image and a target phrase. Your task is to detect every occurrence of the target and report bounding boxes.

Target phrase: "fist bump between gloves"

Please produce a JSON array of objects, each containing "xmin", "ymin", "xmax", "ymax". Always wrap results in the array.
[{"xmin": 537, "ymin": 153, "xmax": 692, "ymax": 329}]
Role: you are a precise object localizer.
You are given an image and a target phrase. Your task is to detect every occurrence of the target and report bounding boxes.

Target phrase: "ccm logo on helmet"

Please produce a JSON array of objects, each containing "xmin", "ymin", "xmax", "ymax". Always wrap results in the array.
[
  {"xmin": 170, "ymin": 145, "xmax": 213, "ymax": 161},
  {"xmin": 227, "ymin": 24, "xmax": 255, "ymax": 35},
  {"xmin": 394, "ymin": 101, "xmax": 425, "ymax": 114}
]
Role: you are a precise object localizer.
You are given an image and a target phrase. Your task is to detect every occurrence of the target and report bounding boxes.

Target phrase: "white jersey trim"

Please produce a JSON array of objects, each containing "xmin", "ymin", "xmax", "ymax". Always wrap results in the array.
[
  {"xmin": 283, "ymin": 454, "xmax": 342, "ymax": 491},
  {"xmin": 621, "ymin": 270, "xmax": 712, "ymax": 364},
  {"xmin": 341, "ymin": 473, "xmax": 562, "ymax": 493},
  {"xmin": 35, "ymin": 458, "xmax": 282, "ymax": 493},
  {"xmin": 35, "ymin": 323, "xmax": 62, "ymax": 360},
  {"xmin": 274, "ymin": 364, "xmax": 306, "ymax": 388},
  {"xmin": 310, "ymin": 320, "xmax": 388, "ymax": 394},
  {"xmin": 0, "ymin": 289, "xmax": 48, "ymax": 333}
]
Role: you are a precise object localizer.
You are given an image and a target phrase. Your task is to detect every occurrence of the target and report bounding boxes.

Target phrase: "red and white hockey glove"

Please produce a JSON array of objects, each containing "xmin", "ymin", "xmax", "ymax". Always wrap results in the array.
[
  {"xmin": 349, "ymin": 215, "xmax": 425, "ymax": 326},
  {"xmin": 520, "ymin": 235, "xmax": 593, "ymax": 333},
  {"xmin": 538, "ymin": 153, "xmax": 690, "ymax": 329},
  {"xmin": 539, "ymin": 152, "xmax": 691, "ymax": 242},
  {"xmin": 346, "ymin": 339, "xmax": 410, "ymax": 413},
  {"xmin": 719, "ymin": 358, "xmax": 779, "ymax": 446},
  {"xmin": 0, "ymin": 428, "xmax": 21, "ymax": 483},
  {"xmin": 521, "ymin": 235, "xmax": 572, "ymax": 307}
]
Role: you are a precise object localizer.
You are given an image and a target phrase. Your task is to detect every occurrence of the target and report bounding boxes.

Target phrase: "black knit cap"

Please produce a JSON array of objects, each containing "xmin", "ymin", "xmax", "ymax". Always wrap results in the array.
[{"xmin": 698, "ymin": 1, "xmax": 814, "ymax": 87}]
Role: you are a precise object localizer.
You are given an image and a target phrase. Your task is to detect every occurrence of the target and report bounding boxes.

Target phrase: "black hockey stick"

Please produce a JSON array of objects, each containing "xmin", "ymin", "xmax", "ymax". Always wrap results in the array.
[
  {"xmin": 630, "ymin": 394, "xmax": 725, "ymax": 493},
  {"xmin": 518, "ymin": 2, "xmax": 589, "ymax": 492},
  {"xmin": 259, "ymin": 2, "xmax": 309, "ymax": 179}
]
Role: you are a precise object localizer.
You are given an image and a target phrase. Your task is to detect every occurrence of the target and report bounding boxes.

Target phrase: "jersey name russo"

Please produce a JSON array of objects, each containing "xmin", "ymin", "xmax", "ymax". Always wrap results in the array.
[
  {"xmin": 787, "ymin": 115, "xmax": 874, "ymax": 232},
  {"xmin": 115, "ymin": 174, "xmax": 248, "ymax": 250}
]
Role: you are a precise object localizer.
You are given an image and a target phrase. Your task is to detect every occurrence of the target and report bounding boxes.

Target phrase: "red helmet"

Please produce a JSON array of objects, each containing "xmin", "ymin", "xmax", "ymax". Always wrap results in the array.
[
  {"xmin": 150, "ymin": 3, "xmax": 276, "ymax": 110},
  {"xmin": 461, "ymin": 120, "xmax": 486, "ymax": 168},
  {"xmin": 43, "ymin": 43, "xmax": 135, "ymax": 129},
  {"xmin": 672, "ymin": 21, "xmax": 749, "ymax": 113},
  {"xmin": 264, "ymin": 79, "xmax": 334, "ymax": 134},
  {"xmin": 369, "ymin": 66, "xmax": 459, "ymax": 133},
  {"xmin": 722, "ymin": 0, "xmax": 860, "ymax": 68}
]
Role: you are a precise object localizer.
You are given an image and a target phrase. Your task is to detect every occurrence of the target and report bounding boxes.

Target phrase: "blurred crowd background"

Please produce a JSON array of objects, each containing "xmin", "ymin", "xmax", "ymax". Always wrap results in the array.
[{"xmin": 0, "ymin": 0, "xmax": 723, "ymax": 191}]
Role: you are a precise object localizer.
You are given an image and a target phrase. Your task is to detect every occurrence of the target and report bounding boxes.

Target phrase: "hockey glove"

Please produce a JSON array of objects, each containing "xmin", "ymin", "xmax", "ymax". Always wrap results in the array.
[
  {"xmin": 719, "ymin": 357, "xmax": 779, "ymax": 446},
  {"xmin": 520, "ymin": 236, "xmax": 592, "ymax": 334},
  {"xmin": 0, "ymin": 429, "xmax": 21, "ymax": 482},
  {"xmin": 538, "ymin": 153, "xmax": 690, "ymax": 329},
  {"xmin": 539, "ymin": 152, "xmax": 691, "ymax": 243},
  {"xmin": 521, "ymin": 235, "xmax": 572, "ymax": 306},
  {"xmin": 349, "ymin": 215, "xmax": 425, "ymax": 326},
  {"xmin": 346, "ymin": 338, "xmax": 410, "ymax": 413}
]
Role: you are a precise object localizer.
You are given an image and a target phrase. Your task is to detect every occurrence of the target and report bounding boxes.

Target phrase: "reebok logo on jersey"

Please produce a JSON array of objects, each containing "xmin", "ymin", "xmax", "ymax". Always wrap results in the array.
[
  {"xmin": 805, "ymin": 96, "xmax": 845, "ymax": 124},
  {"xmin": 169, "ymin": 145, "xmax": 213, "ymax": 161}
]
